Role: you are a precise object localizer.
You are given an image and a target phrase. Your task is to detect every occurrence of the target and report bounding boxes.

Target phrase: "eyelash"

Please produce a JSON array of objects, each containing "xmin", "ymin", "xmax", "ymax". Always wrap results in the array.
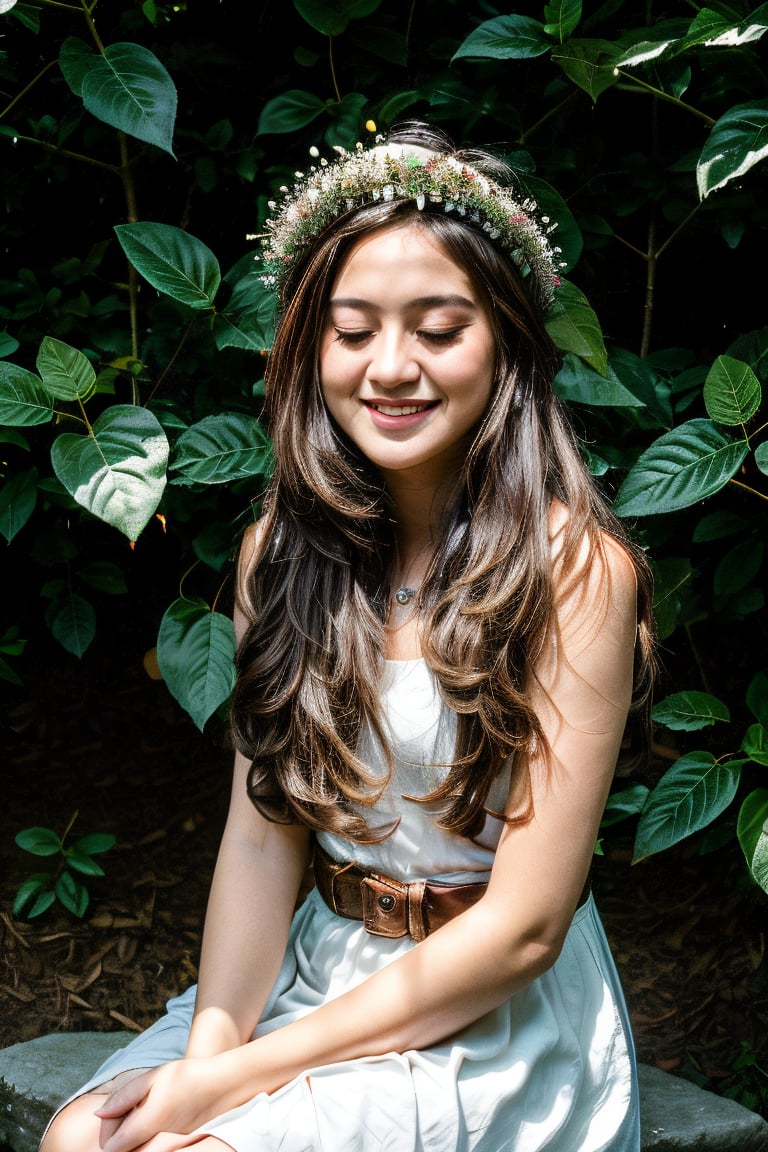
[{"xmin": 333, "ymin": 327, "xmax": 466, "ymax": 347}]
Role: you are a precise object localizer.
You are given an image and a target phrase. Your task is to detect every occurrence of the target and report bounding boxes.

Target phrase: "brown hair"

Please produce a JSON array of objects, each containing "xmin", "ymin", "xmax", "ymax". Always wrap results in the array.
[{"xmin": 230, "ymin": 122, "xmax": 655, "ymax": 840}]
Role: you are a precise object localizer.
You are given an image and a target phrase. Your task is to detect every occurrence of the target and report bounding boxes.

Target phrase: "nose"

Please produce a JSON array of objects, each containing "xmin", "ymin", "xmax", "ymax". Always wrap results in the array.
[{"xmin": 367, "ymin": 328, "xmax": 420, "ymax": 390}]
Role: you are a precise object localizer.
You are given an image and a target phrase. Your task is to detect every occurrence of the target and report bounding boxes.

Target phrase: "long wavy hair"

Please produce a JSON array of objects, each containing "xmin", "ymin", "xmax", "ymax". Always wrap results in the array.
[{"xmin": 230, "ymin": 121, "xmax": 656, "ymax": 841}]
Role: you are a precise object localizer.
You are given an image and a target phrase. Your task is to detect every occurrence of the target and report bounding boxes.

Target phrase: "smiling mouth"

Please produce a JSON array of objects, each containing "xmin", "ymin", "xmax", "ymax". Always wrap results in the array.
[{"xmin": 366, "ymin": 401, "xmax": 438, "ymax": 416}]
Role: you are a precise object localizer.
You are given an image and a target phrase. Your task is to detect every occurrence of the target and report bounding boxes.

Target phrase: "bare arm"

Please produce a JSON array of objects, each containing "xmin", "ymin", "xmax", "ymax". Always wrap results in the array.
[
  {"xmin": 97, "ymin": 527, "xmax": 638, "ymax": 1149},
  {"xmin": 185, "ymin": 744, "xmax": 311, "ymax": 1057}
]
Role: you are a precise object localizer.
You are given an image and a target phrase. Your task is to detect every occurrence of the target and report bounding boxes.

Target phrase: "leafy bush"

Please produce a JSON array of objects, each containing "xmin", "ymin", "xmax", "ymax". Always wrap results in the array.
[{"xmin": 1, "ymin": 0, "xmax": 767, "ymax": 888}]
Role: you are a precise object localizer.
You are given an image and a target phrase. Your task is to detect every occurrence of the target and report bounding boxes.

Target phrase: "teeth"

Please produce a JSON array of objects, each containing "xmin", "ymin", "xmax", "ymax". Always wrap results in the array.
[{"xmin": 372, "ymin": 404, "xmax": 427, "ymax": 416}]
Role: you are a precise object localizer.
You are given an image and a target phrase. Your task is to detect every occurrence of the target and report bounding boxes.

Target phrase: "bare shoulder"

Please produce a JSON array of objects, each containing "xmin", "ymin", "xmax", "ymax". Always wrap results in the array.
[{"xmin": 548, "ymin": 497, "xmax": 638, "ymax": 621}]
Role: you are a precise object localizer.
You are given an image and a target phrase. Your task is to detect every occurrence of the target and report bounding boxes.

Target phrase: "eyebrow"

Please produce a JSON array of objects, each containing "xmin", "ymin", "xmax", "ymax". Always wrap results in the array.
[{"xmin": 328, "ymin": 294, "xmax": 478, "ymax": 311}]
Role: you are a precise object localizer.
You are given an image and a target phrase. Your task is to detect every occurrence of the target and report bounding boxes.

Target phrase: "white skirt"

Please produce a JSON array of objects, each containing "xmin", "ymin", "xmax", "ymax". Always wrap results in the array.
[{"xmin": 53, "ymin": 890, "xmax": 639, "ymax": 1152}]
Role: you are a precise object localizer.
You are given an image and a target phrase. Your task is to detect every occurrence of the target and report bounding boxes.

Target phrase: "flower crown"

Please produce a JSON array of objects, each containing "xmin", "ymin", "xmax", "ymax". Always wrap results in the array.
[{"xmin": 259, "ymin": 140, "xmax": 566, "ymax": 314}]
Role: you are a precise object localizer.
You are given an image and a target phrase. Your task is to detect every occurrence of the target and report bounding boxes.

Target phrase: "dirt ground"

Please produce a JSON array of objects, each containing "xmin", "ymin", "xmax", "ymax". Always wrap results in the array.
[{"xmin": 3, "ymin": 640, "xmax": 768, "ymax": 1117}]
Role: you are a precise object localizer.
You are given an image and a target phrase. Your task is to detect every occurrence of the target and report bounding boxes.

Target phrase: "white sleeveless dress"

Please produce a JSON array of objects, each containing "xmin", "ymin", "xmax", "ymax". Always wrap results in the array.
[{"xmin": 50, "ymin": 658, "xmax": 640, "ymax": 1151}]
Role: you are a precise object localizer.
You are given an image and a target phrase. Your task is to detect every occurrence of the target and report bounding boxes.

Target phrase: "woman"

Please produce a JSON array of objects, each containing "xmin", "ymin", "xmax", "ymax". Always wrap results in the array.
[{"xmin": 40, "ymin": 120, "xmax": 655, "ymax": 1152}]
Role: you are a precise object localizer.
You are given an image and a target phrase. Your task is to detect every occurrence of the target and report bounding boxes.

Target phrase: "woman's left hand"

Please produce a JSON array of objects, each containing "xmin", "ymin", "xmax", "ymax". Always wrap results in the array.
[{"xmin": 95, "ymin": 1057, "xmax": 240, "ymax": 1152}]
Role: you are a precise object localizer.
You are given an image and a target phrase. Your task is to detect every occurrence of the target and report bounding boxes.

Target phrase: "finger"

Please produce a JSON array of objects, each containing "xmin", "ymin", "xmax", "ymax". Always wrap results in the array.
[{"xmin": 95, "ymin": 1073, "xmax": 151, "ymax": 1120}]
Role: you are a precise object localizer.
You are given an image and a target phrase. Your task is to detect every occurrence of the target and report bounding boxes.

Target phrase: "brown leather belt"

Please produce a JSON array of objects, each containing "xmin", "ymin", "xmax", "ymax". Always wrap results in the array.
[
  {"xmin": 313, "ymin": 841, "xmax": 592, "ymax": 944},
  {"xmin": 313, "ymin": 841, "xmax": 488, "ymax": 942}
]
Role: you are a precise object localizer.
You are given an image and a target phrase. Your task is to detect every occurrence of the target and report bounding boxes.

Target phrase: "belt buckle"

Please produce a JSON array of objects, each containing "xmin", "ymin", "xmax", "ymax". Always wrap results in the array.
[{"xmin": 361, "ymin": 874, "xmax": 410, "ymax": 938}]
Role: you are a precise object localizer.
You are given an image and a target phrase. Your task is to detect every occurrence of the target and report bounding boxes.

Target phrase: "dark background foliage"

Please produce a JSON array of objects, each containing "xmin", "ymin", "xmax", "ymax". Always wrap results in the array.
[{"xmin": 2, "ymin": 0, "xmax": 768, "ymax": 1111}]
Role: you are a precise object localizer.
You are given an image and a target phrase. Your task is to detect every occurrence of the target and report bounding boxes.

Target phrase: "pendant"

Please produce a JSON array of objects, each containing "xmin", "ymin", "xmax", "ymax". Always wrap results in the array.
[{"xmin": 395, "ymin": 587, "xmax": 416, "ymax": 605}]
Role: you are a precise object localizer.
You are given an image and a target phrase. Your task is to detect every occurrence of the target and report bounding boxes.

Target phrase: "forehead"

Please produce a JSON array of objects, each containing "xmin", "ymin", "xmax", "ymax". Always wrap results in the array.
[{"xmin": 330, "ymin": 222, "xmax": 476, "ymax": 296}]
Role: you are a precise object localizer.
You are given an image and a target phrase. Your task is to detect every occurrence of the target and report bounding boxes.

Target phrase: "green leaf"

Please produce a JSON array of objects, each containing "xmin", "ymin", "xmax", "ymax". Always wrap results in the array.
[
  {"xmin": 45, "ymin": 592, "xmax": 96, "ymax": 658},
  {"xmin": 615, "ymin": 37, "xmax": 680, "ymax": 69},
  {"xmin": 257, "ymin": 90, "xmax": 327, "ymax": 135},
  {"xmin": 703, "ymin": 355, "xmax": 761, "ymax": 425},
  {"xmin": 452, "ymin": 15, "xmax": 551, "ymax": 61},
  {"xmin": 737, "ymin": 788, "xmax": 768, "ymax": 894},
  {"xmin": 170, "ymin": 414, "xmax": 273, "ymax": 485},
  {"xmin": 633, "ymin": 751, "xmax": 745, "ymax": 861},
  {"xmin": 714, "ymin": 539, "xmax": 764, "ymax": 598},
  {"xmin": 14, "ymin": 879, "xmax": 55, "ymax": 919},
  {"xmin": 15, "ymin": 826, "xmax": 61, "ymax": 855},
  {"xmin": 697, "ymin": 99, "xmax": 768, "ymax": 199},
  {"xmin": 114, "ymin": 223, "xmax": 220, "ymax": 310},
  {"xmin": 651, "ymin": 557, "xmax": 692, "ymax": 641},
  {"xmin": 0, "ymin": 362, "xmax": 54, "ymax": 425},
  {"xmin": 77, "ymin": 561, "xmax": 128, "ymax": 595},
  {"xmin": 546, "ymin": 281, "xmax": 608, "ymax": 374},
  {"xmin": 55, "ymin": 870, "xmax": 89, "ymax": 917},
  {"xmin": 742, "ymin": 723, "xmax": 768, "ymax": 766},
  {"xmin": 157, "ymin": 599, "xmax": 237, "ymax": 731},
  {"xmin": 551, "ymin": 38, "xmax": 621, "ymax": 101},
  {"xmin": 0, "ymin": 654, "xmax": 23, "ymax": 686},
  {"xmin": 747, "ymin": 670, "xmax": 768, "ymax": 726},
  {"xmin": 613, "ymin": 419, "xmax": 749, "ymax": 517},
  {"xmin": 543, "ymin": 0, "xmax": 581, "ymax": 42},
  {"xmin": 652, "ymin": 690, "xmax": 730, "ymax": 731},
  {"xmin": 59, "ymin": 38, "xmax": 177, "ymax": 156},
  {"xmin": 756, "ymin": 441, "xmax": 768, "ymax": 476},
  {"xmin": 600, "ymin": 784, "xmax": 650, "ymax": 827},
  {"xmin": 65, "ymin": 851, "xmax": 106, "ymax": 877},
  {"xmin": 553, "ymin": 354, "xmax": 643, "ymax": 407},
  {"xmin": 36, "ymin": 337, "xmax": 97, "ymax": 403},
  {"xmin": 0, "ymin": 467, "xmax": 38, "ymax": 543},
  {"xmin": 50, "ymin": 404, "xmax": 169, "ymax": 541},
  {"xmin": 75, "ymin": 832, "xmax": 116, "ymax": 855},
  {"xmin": 294, "ymin": 0, "xmax": 381, "ymax": 36}
]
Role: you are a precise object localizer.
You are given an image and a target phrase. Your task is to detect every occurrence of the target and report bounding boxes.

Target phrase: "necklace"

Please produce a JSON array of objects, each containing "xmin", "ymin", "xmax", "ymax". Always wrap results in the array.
[{"xmin": 394, "ymin": 586, "xmax": 417, "ymax": 606}]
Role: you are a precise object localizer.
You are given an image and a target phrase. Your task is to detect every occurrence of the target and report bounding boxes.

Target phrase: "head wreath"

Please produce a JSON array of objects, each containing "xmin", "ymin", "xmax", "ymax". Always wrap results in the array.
[{"xmin": 259, "ymin": 139, "xmax": 566, "ymax": 314}]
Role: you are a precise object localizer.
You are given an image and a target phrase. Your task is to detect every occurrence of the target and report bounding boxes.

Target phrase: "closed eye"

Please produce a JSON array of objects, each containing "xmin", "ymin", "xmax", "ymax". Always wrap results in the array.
[
  {"xmin": 418, "ymin": 326, "xmax": 468, "ymax": 345},
  {"xmin": 333, "ymin": 327, "xmax": 373, "ymax": 346}
]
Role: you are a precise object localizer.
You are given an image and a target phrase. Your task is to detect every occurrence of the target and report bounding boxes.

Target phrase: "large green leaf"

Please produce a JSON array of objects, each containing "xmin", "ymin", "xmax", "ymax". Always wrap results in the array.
[
  {"xmin": 613, "ymin": 418, "xmax": 749, "ymax": 516},
  {"xmin": 633, "ymin": 751, "xmax": 745, "ymax": 861},
  {"xmin": 738, "ymin": 788, "xmax": 768, "ymax": 894},
  {"xmin": 50, "ymin": 404, "xmax": 168, "ymax": 541},
  {"xmin": 170, "ymin": 414, "xmax": 274, "ymax": 485},
  {"xmin": 452, "ymin": 15, "xmax": 551, "ymax": 61},
  {"xmin": 114, "ymin": 223, "xmax": 220, "ymax": 310},
  {"xmin": 36, "ymin": 337, "xmax": 97, "ymax": 402},
  {"xmin": 697, "ymin": 99, "xmax": 768, "ymax": 199},
  {"xmin": 551, "ymin": 39, "xmax": 621, "ymax": 100},
  {"xmin": 543, "ymin": 0, "xmax": 581, "ymax": 42},
  {"xmin": 553, "ymin": 354, "xmax": 642, "ymax": 407},
  {"xmin": 0, "ymin": 467, "xmax": 37, "ymax": 543},
  {"xmin": 59, "ymin": 38, "xmax": 177, "ymax": 156},
  {"xmin": 257, "ymin": 90, "xmax": 327, "ymax": 135},
  {"xmin": 0, "ymin": 363, "xmax": 54, "ymax": 425},
  {"xmin": 652, "ymin": 691, "xmax": 730, "ymax": 732},
  {"xmin": 703, "ymin": 354, "xmax": 761, "ymax": 425},
  {"xmin": 546, "ymin": 281, "xmax": 608, "ymax": 374},
  {"xmin": 157, "ymin": 599, "xmax": 236, "ymax": 731},
  {"xmin": 214, "ymin": 254, "xmax": 279, "ymax": 352}
]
